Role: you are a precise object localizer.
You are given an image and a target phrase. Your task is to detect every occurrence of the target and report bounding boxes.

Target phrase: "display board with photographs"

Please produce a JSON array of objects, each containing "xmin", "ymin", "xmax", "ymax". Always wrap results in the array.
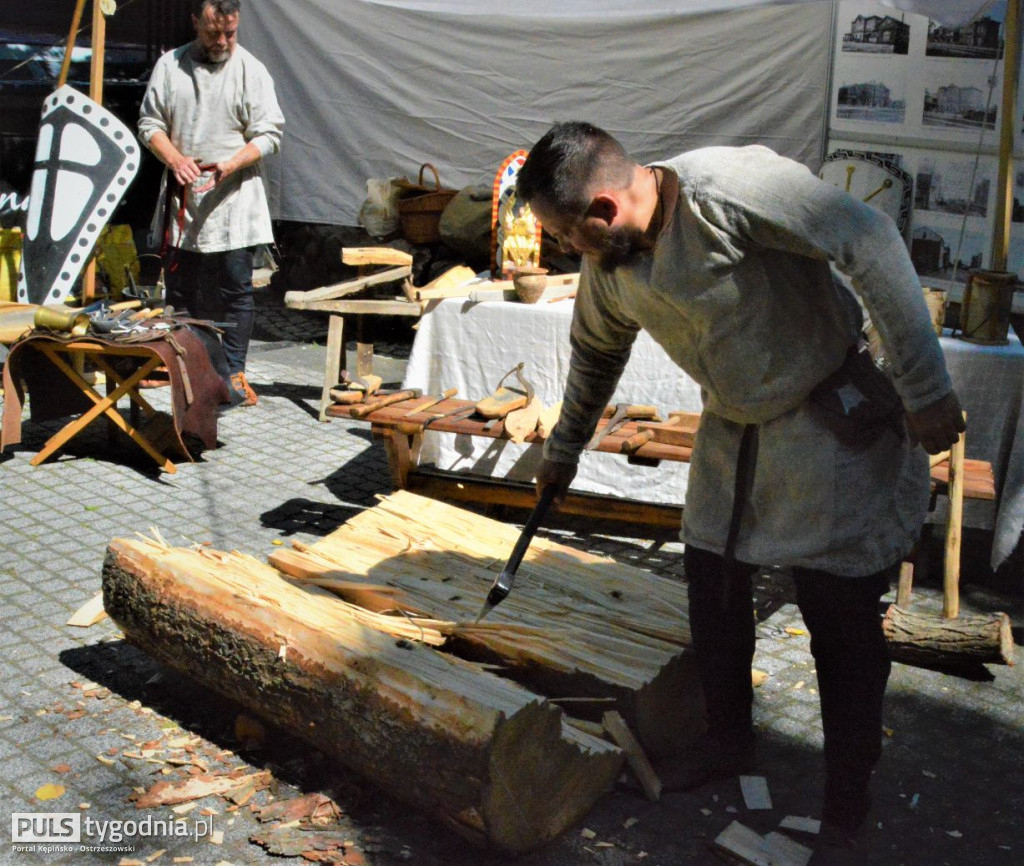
[{"xmin": 828, "ymin": 1, "xmax": 1020, "ymax": 290}]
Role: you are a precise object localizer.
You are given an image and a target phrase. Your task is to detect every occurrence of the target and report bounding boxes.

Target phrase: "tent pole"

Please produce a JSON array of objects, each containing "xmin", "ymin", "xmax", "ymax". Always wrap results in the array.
[
  {"xmin": 58, "ymin": 0, "xmax": 89, "ymax": 88},
  {"xmin": 992, "ymin": 0, "xmax": 1021, "ymax": 271},
  {"xmin": 82, "ymin": 0, "xmax": 108, "ymax": 305}
]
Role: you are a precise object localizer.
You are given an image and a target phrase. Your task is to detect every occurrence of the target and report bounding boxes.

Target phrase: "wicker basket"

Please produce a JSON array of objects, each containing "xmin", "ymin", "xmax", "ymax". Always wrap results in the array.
[{"xmin": 396, "ymin": 163, "xmax": 458, "ymax": 244}]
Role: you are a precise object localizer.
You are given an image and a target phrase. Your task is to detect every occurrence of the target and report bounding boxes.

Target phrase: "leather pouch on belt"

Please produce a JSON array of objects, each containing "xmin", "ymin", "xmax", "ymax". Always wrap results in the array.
[{"xmin": 809, "ymin": 346, "xmax": 905, "ymax": 449}]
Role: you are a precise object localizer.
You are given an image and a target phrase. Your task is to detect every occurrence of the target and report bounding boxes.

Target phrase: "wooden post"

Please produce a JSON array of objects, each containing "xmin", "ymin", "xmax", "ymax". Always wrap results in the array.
[
  {"xmin": 318, "ymin": 315, "xmax": 345, "ymax": 422},
  {"xmin": 943, "ymin": 414, "xmax": 966, "ymax": 619},
  {"xmin": 992, "ymin": 0, "xmax": 1021, "ymax": 270},
  {"xmin": 57, "ymin": 0, "xmax": 89, "ymax": 87},
  {"xmin": 80, "ymin": 0, "xmax": 108, "ymax": 305}
]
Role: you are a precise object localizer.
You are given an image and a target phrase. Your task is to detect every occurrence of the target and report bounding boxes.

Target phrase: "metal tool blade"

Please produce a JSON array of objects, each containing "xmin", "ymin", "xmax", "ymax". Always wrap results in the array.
[
  {"xmin": 587, "ymin": 403, "xmax": 628, "ymax": 450},
  {"xmin": 475, "ymin": 485, "xmax": 558, "ymax": 622}
]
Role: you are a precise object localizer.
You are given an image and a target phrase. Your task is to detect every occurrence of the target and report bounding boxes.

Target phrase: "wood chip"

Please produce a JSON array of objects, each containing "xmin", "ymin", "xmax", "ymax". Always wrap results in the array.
[
  {"xmin": 739, "ymin": 775, "xmax": 773, "ymax": 810},
  {"xmin": 765, "ymin": 832, "xmax": 813, "ymax": 866},
  {"xmin": 779, "ymin": 815, "xmax": 820, "ymax": 836},
  {"xmin": 602, "ymin": 711, "xmax": 661, "ymax": 802},
  {"xmin": 209, "ymin": 830, "xmax": 224, "ymax": 845},
  {"xmin": 67, "ymin": 592, "xmax": 108, "ymax": 627},
  {"xmin": 712, "ymin": 821, "xmax": 771, "ymax": 866}
]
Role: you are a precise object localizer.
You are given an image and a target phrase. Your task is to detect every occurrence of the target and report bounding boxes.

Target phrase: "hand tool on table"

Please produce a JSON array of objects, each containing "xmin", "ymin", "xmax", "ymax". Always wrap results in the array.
[
  {"xmin": 620, "ymin": 415, "xmax": 684, "ymax": 454},
  {"xmin": 347, "ymin": 372, "xmax": 382, "ymax": 397},
  {"xmin": 329, "ymin": 386, "xmax": 364, "ymax": 405},
  {"xmin": 350, "ymin": 388, "xmax": 422, "ymax": 420},
  {"xmin": 586, "ymin": 403, "xmax": 659, "ymax": 450},
  {"xmin": 393, "ymin": 403, "xmax": 476, "ymax": 436},
  {"xmin": 475, "ymin": 484, "xmax": 558, "ymax": 622},
  {"xmin": 400, "ymin": 387, "xmax": 458, "ymax": 417}
]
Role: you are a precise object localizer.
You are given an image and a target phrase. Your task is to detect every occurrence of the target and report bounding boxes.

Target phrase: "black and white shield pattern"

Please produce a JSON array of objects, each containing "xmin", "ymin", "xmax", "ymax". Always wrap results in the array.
[{"xmin": 18, "ymin": 85, "xmax": 140, "ymax": 305}]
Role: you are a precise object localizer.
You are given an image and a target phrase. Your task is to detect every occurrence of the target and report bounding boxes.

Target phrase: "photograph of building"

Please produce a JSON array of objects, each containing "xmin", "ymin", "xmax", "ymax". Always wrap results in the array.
[{"xmin": 842, "ymin": 13, "xmax": 911, "ymax": 54}]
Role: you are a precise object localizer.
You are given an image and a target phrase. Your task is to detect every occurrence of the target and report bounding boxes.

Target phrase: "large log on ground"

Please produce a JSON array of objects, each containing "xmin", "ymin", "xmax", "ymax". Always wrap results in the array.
[
  {"xmin": 268, "ymin": 490, "xmax": 704, "ymax": 758},
  {"xmin": 102, "ymin": 537, "xmax": 623, "ymax": 853},
  {"xmin": 883, "ymin": 604, "xmax": 1015, "ymax": 667}
]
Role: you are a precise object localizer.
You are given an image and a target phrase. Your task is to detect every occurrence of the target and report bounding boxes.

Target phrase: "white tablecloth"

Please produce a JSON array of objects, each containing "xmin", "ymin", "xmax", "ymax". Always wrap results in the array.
[
  {"xmin": 401, "ymin": 297, "xmax": 702, "ymax": 507},
  {"xmin": 939, "ymin": 332, "xmax": 1024, "ymax": 570},
  {"xmin": 402, "ymin": 298, "xmax": 1024, "ymax": 568}
]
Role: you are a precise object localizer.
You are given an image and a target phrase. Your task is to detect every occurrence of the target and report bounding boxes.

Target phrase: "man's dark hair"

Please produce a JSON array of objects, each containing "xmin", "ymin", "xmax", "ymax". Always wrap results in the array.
[
  {"xmin": 517, "ymin": 121, "xmax": 634, "ymax": 218},
  {"xmin": 194, "ymin": 0, "xmax": 241, "ymax": 17}
]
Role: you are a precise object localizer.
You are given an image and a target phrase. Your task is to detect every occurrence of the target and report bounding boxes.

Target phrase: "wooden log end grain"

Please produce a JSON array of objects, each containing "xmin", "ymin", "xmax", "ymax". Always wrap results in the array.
[{"xmin": 101, "ymin": 537, "xmax": 623, "ymax": 853}]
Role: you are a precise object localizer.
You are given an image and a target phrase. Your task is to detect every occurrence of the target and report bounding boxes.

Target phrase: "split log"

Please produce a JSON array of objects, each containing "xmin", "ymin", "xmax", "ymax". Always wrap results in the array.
[
  {"xmin": 268, "ymin": 490, "xmax": 705, "ymax": 758},
  {"xmin": 883, "ymin": 604, "xmax": 1015, "ymax": 667},
  {"xmin": 102, "ymin": 538, "xmax": 622, "ymax": 853}
]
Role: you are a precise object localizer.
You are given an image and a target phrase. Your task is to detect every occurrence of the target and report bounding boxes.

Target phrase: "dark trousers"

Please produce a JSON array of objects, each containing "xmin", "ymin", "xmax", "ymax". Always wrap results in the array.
[
  {"xmin": 164, "ymin": 247, "xmax": 255, "ymax": 375},
  {"xmin": 684, "ymin": 544, "xmax": 894, "ymax": 826}
]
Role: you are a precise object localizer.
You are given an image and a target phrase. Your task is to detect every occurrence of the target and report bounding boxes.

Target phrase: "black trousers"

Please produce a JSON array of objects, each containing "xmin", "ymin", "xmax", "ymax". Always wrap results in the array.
[
  {"xmin": 684, "ymin": 544, "xmax": 894, "ymax": 825},
  {"xmin": 164, "ymin": 247, "xmax": 255, "ymax": 375}
]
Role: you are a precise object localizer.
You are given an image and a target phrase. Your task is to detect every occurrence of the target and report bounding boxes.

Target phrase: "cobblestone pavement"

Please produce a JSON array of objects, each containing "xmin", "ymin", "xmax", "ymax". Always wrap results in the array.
[{"xmin": 0, "ymin": 314, "xmax": 1021, "ymax": 866}]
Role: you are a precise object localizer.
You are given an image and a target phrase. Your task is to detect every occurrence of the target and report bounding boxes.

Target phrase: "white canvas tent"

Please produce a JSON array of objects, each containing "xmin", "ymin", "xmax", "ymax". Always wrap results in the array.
[{"xmin": 243, "ymin": 0, "xmax": 997, "ymax": 226}]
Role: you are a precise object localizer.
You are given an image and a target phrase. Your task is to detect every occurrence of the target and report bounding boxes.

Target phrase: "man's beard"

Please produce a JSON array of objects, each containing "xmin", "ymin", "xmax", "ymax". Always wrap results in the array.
[
  {"xmin": 596, "ymin": 225, "xmax": 650, "ymax": 272},
  {"xmin": 198, "ymin": 44, "xmax": 232, "ymax": 64}
]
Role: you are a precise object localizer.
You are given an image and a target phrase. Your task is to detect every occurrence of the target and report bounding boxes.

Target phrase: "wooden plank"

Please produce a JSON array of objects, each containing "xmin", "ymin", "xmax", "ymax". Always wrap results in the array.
[
  {"xmin": 602, "ymin": 711, "xmax": 661, "ymax": 802},
  {"xmin": 929, "ymin": 459, "xmax": 995, "ymax": 500},
  {"xmin": 638, "ymin": 412, "xmax": 700, "ymax": 447},
  {"xmin": 286, "ymin": 298, "xmax": 424, "ymax": 316},
  {"xmin": 341, "ymin": 247, "xmax": 413, "ymax": 267},
  {"xmin": 283, "ymin": 266, "xmax": 412, "ymax": 305},
  {"xmin": 405, "ymin": 470, "xmax": 684, "ymax": 531},
  {"xmin": 412, "ymin": 265, "xmax": 478, "ymax": 300}
]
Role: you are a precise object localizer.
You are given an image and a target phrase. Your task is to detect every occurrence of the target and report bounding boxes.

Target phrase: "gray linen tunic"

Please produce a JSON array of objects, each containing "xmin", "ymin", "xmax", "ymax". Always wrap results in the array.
[
  {"xmin": 138, "ymin": 44, "xmax": 284, "ymax": 253},
  {"xmin": 544, "ymin": 145, "xmax": 954, "ymax": 576}
]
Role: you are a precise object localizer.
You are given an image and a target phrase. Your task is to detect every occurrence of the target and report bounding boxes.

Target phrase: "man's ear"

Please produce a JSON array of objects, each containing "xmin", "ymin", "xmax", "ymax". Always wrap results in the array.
[{"xmin": 585, "ymin": 194, "xmax": 618, "ymax": 227}]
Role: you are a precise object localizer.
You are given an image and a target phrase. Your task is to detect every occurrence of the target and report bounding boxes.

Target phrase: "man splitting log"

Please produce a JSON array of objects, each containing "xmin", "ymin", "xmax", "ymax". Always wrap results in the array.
[{"xmin": 516, "ymin": 122, "xmax": 964, "ymax": 861}]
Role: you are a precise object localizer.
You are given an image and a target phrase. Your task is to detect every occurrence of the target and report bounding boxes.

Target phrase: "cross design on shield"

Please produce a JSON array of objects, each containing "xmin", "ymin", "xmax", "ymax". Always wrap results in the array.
[{"xmin": 18, "ymin": 85, "xmax": 140, "ymax": 305}]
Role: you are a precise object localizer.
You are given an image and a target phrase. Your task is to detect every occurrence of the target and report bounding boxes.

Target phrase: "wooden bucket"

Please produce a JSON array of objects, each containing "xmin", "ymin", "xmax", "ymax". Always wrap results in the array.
[{"xmin": 959, "ymin": 270, "xmax": 1017, "ymax": 345}]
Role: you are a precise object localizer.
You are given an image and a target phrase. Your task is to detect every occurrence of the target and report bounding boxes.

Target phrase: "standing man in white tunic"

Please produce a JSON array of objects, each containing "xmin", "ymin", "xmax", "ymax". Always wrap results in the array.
[
  {"xmin": 517, "ymin": 122, "xmax": 964, "ymax": 862},
  {"xmin": 138, "ymin": 0, "xmax": 284, "ymax": 407}
]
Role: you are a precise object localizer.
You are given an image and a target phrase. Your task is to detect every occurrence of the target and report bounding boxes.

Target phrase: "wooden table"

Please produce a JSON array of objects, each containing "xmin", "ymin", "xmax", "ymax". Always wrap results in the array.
[{"xmin": 327, "ymin": 394, "xmax": 994, "ymax": 539}]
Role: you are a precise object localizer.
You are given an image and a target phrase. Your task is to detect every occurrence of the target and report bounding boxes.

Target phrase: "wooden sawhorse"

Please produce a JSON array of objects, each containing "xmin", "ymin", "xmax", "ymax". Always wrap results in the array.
[{"xmin": 13, "ymin": 339, "xmax": 176, "ymax": 473}]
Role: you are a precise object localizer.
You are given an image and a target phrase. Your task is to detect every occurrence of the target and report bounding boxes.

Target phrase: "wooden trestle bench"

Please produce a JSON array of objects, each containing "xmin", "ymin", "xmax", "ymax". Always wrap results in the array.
[{"xmin": 329, "ymin": 395, "xmax": 995, "ymax": 616}]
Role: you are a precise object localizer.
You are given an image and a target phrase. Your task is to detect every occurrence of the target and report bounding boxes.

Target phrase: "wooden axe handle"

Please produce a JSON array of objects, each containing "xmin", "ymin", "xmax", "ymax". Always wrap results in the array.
[
  {"xmin": 350, "ymin": 389, "xmax": 421, "ymax": 419},
  {"xmin": 400, "ymin": 387, "xmax": 458, "ymax": 417},
  {"xmin": 620, "ymin": 430, "xmax": 655, "ymax": 454}
]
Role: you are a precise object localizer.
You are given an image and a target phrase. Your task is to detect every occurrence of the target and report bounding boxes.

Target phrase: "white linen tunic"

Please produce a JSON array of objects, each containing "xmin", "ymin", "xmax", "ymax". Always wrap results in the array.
[
  {"xmin": 138, "ymin": 43, "xmax": 284, "ymax": 253},
  {"xmin": 544, "ymin": 145, "xmax": 954, "ymax": 576}
]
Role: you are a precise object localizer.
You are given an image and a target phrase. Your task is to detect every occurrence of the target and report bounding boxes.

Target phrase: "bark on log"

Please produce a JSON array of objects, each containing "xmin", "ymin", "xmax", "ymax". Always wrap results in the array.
[
  {"xmin": 102, "ymin": 538, "xmax": 623, "ymax": 853},
  {"xmin": 883, "ymin": 604, "xmax": 1015, "ymax": 667}
]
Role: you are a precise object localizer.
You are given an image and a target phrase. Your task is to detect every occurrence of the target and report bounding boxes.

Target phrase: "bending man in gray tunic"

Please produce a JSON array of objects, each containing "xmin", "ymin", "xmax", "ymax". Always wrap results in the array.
[
  {"xmin": 138, "ymin": 0, "xmax": 283, "ymax": 407},
  {"xmin": 516, "ymin": 122, "xmax": 964, "ymax": 854}
]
